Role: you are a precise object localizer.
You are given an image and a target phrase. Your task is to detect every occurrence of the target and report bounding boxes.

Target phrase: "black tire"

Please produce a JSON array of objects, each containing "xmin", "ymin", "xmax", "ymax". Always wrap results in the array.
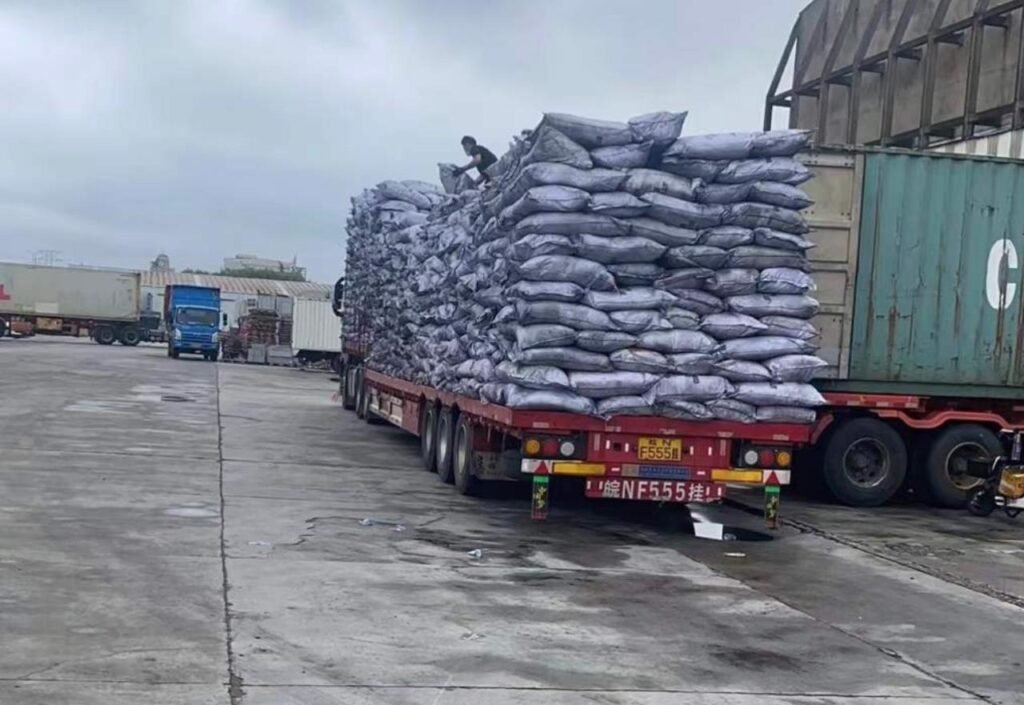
[
  {"xmin": 354, "ymin": 369, "xmax": 366, "ymax": 420},
  {"xmin": 435, "ymin": 407, "xmax": 456, "ymax": 484},
  {"xmin": 170, "ymin": 349, "xmax": 179, "ymax": 359},
  {"xmin": 420, "ymin": 404, "xmax": 438, "ymax": 472},
  {"xmin": 0, "ymin": 319, "xmax": 7, "ymax": 337},
  {"xmin": 822, "ymin": 417, "xmax": 907, "ymax": 507},
  {"xmin": 967, "ymin": 488, "xmax": 997, "ymax": 517},
  {"xmin": 359, "ymin": 380, "xmax": 383, "ymax": 425},
  {"xmin": 119, "ymin": 326, "xmax": 141, "ymax": 346},
  {"xmin": 341, "ymin": 366, "xmax": 358, "ymax": 411},
  {"xmin": 94, "ymin": 326, "xmax": 116, "ymax": 345},
  {"xmin": 206, "ymin": 350, "xmax": 218, "ymax": 362},
  {"xmin": 453, "ymin": 416, "xmax": 479, "ymax": 496},
  {"xmin": 925, "ymin": 424, "xmax": 1002, "ymax": 509}
]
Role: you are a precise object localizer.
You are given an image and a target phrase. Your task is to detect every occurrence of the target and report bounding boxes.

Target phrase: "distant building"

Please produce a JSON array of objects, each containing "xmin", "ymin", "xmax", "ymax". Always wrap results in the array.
[
  {"xmin": 222, "ymin": 254, "xmax": 305, "ymax": 278},
  {"xmin": 150, "ymin": 253, "xmax": 172, "ymax": 273}
]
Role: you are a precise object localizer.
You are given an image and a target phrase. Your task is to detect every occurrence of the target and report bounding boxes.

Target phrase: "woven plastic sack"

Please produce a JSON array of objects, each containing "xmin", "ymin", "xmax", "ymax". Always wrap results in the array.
[
  {"xmin": 623, "ymin": 169, "xmax": 696, "ymax": 200},
  {"xmin": 753, "ymin": 227, "xmax": 814, "ymax": 251},
  {"xmin": 515, "ymin": 347, "xmax": 613, "ymax": 372},
  {"xmin": 583, "ymin": 287, "xmax": 678, "ymax": 312},
  {"xmin": 495, "ymin": 362, "xmax": 570, "ymax": 390},
  {"xmin": 628, "ymin": 218, "xmax": 701, "ymax": 247},
  {"xmin": 514, "ymin": 212, "xmax": 628, "ymax": 239},
  {"xmin": 504, "ymin": 163, "xmax": 625, "ymax": 203},
  {"xmin": 597, "ymin": 395, "xmax": 657, "ymax": 417},
  {"xmin": 665, "ymin": 307, "xmax": 700, "ymax": 330},
  {"xmin": 693, "ymin": 182, "xmax": 751, "ymax": 205},
  {"xmin": 711, "ymin": 359, "xmax": 773, "ymax": 382},
  {"xmin": 667, "ymin": 352, "xmax": 715, "ymax": 374},
  {"xmin": 661, "ymin": 400, "xmax": 715, "ymax": 420},
  {"xmin": 645, "ymin": 375, "xmax": 734, "ymax": 403},
  {"xmin": 704, "ymin": 269, "xmax": 759, "ymax": 297},
  {"xmin": 717, "ymin": 336, "xmax": 818, "ymax": 361},
  {"xmin": 758, "ymin": 268, "xmax": 816, "ymax": 295},
  {"xmin": 609, "ymin": 310, "xmax": 674, "ymax": 333},
  {"xmin": 515, "ymin": 300, "xmax": 616, "ymax": 331},
  {"xmin": 759, "ymin": 315, "xmax": 818, "ymax": 340},
  {"xmin": 520, "ymin": 126, "xmax": 594, "ymax": 170},
  {"xmin": 439, "ymin": 163, "xmax": 476, "ymax": 194},
  {"xmin": 727, "ymin": 247, "xmax": 810, "ymax": 271},
  {"xmin": 727, "ymin": 294, "xmax": 819, "ymax": 319},
  {"xmin": 514, "ymin": 324, "xmax": 578, "ymax": 350},
  {"xmin": 588, "ymin": 191, "xmax": 650, "ymax": 217},
  {"xmin": 699, "ymin": 226, "xmax": 754, "ymax": 249},
  {"xmin": 643, "ymin": 192, "xmax": 724, "ymax": 230},
  {"xmin": 454, "ymin": 358, "xmax": 495, "ymax": 380},
  {"xmin": 707, "ymin": 398, "xmax": 756, "ymax": 423},
  {"xmin": 672, "ymin": 289, "xmax": 726, "ymax": 316},
  {"xmin": 654, "ymin": 268, "xmax": 713, "ymax": 291},
  {"xmin": 661, "ymin": 245, "xmax": 729, "ymax": 269},
  {"xmin": 700, "ymin": 313, "xmax": 767, "ymax": 339},
  {"xmin": 751, "ymin": 130, "xmax": 810, "ymax": 157},
  {"xmin": 574, "ymin": 234, "xmax": 666, "ymax": 264},
  {"xmin": 765, "ymin": 354, "xmax": 829, "ymax": 383},
  {"xmin": 591, "ymin": 141, "xmax": 654, "ymax": 169},
  {"xmin": 540, "ymin": 113, "xmax": 634, "ymax": 148},
  {"xmin": 508, "ymin": 280, "xmax": 584, "ymax": 303},
  {"xmin": 510, "ymin": 233, "xmax": 575, "ymax": 261},
  {"xmin": 518, "ymin": 255, "xmax": 616, "ymax": 290},
  {"xmin": 378, "ymin": 199, "xmax": 419, "ymax": 212},
  {"xmin": 569, "ymin": 371, "xmax": 660, "ymax": 399},
  {"xmin": 755, "ymin": 406, "xmax": 817, "ymax": 424},
  {"xmin": 608, "ymin": 263, "xmax": 665, "ymax": 286},
  {"xmin": 505, "ymin": 387, "xmax": 597, "ymax": 415},
  {"xmin": 732, "ymin": 382, "xmax": 826, "ymax": 407},
  {"xmin": 575, "ymin": 330, "xmax": 638, "ymax": 353},
  {"xmin": 726, "ymin": 203, "xmax": 809, "ymax": 234},
  {"xmin": 628, "ymin": 111, "xmax": 687, "ymax": 147},
  {"xmin": 660, "ymin": 158, "xmax": 723, "ymax": 181},
  {"xmin": 664, "ymin": 132, "xmax": 756, "ymax": 161},
  {"xmin": 377, "ymin": 180, "xmax": 436, "ymax": 209},
  {"xmin": 716, "ymin": 158, "xmax": 812, "ymax": 185},
  {"xmin": 500, "ymin": 185, "xmax": 589, "ymax": 224},
  {"xmin": 610, "ymin": 348, "xmax": 673, "ymax": 373},
  {"xmin": 749, "ymin": 182, "xmax": 813, "ymax": 210},
  {"xmin": 637, "ymin": 330, "xmax": 717, "ymax": 354}
]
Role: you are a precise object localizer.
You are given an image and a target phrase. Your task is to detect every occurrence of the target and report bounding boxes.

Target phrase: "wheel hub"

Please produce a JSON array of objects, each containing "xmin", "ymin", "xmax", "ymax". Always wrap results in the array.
[{"xmin": 842, "ymin": 438, "xmax": 889, "ymax": 489}]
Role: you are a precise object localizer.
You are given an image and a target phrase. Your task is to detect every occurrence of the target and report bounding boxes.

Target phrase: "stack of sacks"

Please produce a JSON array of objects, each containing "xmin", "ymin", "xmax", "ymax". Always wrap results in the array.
[
  {"xmin": 344, "ymin": 112, "xmax": 827, "ymax": 423},
  {"xmin": 342, "ymin": 180, "xmax": 443, "ymax": 374}
]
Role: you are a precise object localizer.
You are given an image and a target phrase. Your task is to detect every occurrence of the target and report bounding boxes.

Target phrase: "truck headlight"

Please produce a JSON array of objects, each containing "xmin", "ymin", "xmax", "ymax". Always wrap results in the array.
[
  {"xmin": 211, "ymin": 332, "xmax": 219, "ymax": 344},
  {"xmin": 174, "ymin": 329, "xmax": 182, "ymax": 340}
]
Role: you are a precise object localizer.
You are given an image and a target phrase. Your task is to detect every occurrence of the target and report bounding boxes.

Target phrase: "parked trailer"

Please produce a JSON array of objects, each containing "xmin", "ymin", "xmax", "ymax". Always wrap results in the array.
[
  {"xmin": 799, "ymin": 147, "xmax": 1024, "ymax": 507},
  {"xmin": 0, "ymin": 262, "xmax": 143, "ymax": 345},
  {"xmin": 291, "ymin": 298, "xmax": 342, "ymax": 370},
  {"xmin": 345, "ymin": 367, "xmax": 808, "ymax": 519}
]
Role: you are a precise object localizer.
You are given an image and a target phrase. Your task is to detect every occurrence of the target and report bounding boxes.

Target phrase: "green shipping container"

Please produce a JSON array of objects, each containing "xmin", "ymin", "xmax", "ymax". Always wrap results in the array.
[{"xmin": 806, "ymin": 148, "xmax": 1024, "ymax": 399}]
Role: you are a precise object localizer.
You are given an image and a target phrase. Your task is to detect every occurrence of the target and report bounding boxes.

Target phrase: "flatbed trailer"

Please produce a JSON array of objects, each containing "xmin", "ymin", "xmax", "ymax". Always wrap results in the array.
[{"xmin": 345, "ymin": 367, "xmax": 811, "ymax": 522}]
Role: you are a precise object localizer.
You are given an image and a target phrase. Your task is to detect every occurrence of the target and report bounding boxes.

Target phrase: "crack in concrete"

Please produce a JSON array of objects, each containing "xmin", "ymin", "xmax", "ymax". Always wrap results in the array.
[{"xmin": 215, "ymin": 364, "xmax": 244, "ymax": 704}]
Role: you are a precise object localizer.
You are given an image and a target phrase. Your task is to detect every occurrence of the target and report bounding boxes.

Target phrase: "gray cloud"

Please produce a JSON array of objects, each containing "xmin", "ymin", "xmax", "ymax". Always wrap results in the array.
[{"xmin": 0, "ymin": 0, "xmax": 805, "ymax": 282}]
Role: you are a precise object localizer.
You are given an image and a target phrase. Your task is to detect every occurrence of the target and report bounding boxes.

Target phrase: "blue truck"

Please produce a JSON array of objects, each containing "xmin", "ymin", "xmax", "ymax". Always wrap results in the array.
[{"xmin": 164, "ymin": 285, "xmax": 221, "ymax": 361}]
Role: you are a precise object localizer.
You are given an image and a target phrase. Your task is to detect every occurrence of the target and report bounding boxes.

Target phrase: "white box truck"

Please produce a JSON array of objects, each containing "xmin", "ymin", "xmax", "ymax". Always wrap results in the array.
[{"xmin": 291, "ymin": 298, "xmax": 341, "ymax": 370}]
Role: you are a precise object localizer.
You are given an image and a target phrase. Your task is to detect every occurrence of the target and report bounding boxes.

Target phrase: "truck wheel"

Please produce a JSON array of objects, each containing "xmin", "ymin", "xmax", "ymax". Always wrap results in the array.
[
  {"xmin": 94, "ymin": 326, "xmax": 116, "ymax": 345},
  {"xmin": 0, "ymin": 319, "xmax": 7, "ymax": 337},
  {"xmin": 924, "ymin": 425, "xmax": 1001, "ymax": 509},
  {"xmin": 453, "ymin": 416, "xmax": 479, "ymax": 496},
  {"xmin": 354, "ymin": 369, "xmax": 366, "ymax": 419},
  {"xmin": 205, "ymin": 350, "xmax": 219, "ymax": 361},
  {"xmin": 420, "ymin": 405, "xmax": 438, "ymax": 472},
  {"xmin": 119, "ymin": 326, "xmax": 141, "ymax": 346},
  {"xmin": 435, "ymin": 407, "xmax": 456, "ymax": 484},
  {"xmin": 341, "ymin": 367, "xmax": 358, "ymax": 411},
  {"xmin": 822, "ymin": 417, "xmax": 907, "ymax": 507}
]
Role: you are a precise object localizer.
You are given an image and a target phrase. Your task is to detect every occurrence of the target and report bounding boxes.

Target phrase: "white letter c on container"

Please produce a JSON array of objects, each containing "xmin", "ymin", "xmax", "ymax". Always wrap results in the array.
[{"xmin": 986, "ymin": 238, "xmax": 1018, "ymax": 310}]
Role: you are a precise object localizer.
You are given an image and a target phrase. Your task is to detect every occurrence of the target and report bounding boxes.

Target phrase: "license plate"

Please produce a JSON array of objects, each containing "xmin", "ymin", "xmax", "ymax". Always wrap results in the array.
[
  {"xmin": 585, "ymin": 478, "xmax": 723, "ymax": 503},
  {"xmin": 637, "ymin": 437, "xmax": 682, "ymax": 462}
]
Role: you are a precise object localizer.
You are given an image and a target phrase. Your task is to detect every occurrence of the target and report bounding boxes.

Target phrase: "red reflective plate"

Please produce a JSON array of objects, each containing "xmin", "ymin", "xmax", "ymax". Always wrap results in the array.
[{"xmin": 585, "ymin": 478, "xmax": 724, "ymax": 503}]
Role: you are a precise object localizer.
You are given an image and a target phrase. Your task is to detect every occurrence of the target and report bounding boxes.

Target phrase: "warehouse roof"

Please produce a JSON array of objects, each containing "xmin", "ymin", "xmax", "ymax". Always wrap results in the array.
[{"xmin": 141, "ymin": 271, "xmax": 331, "ymax": 299}]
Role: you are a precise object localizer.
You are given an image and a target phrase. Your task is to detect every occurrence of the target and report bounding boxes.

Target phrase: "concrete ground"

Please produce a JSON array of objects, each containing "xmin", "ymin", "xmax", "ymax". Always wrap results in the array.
[{"xmin": 1, "ymin": 337, "xmax": 1022, "ymax": 705}]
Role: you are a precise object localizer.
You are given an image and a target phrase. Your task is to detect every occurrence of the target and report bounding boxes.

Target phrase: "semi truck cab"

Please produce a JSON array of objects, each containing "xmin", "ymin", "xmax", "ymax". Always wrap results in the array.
[{"xmin": 164, "ymin": 285, "xmax": 221, "ymax": 361}]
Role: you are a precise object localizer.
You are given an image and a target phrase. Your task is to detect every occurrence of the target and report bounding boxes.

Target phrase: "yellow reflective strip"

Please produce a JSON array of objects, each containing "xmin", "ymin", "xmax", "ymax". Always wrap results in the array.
[
  {"xmin": 712, "ymin": 469, "xmax": 763, "ymax": 483},
  {"xmin": 552, "ymin": 462, "xmax": 606, "ymax": 476}
]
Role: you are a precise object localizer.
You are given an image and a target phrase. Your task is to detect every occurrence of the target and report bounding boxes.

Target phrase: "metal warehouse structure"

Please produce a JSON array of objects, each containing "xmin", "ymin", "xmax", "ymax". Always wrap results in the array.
[
  {"xmin": 140, "ymin": 271, "xmax": 331, "ymax": 329},
  {"xmin": 767, "ymin": 0, "xmax": 1024, "ymax": 148}
]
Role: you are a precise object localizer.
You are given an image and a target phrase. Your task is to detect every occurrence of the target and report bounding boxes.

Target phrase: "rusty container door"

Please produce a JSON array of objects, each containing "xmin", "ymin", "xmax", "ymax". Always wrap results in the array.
[{"xmin": 849, "ymin": 151, "xmax": 1024, "ymax": 396}]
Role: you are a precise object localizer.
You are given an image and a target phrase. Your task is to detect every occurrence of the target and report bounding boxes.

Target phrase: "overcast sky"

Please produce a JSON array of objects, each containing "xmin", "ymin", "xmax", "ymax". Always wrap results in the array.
[{"xmin": 0, "ymin": 0, "xmax": 805, "ymax": 283}]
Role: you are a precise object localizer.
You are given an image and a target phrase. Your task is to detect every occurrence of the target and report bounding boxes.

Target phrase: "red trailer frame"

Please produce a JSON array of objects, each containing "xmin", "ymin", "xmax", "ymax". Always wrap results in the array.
[{"xmin": 358, "ymin": 369, "xmax": 812, "ymax": 522}]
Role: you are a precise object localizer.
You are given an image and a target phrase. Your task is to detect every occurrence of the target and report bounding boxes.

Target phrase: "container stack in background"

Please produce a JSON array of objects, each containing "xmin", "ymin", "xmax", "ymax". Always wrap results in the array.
[{"xmin": 343, "ymin": 111, "xmax": 828, "ymax": 422}]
